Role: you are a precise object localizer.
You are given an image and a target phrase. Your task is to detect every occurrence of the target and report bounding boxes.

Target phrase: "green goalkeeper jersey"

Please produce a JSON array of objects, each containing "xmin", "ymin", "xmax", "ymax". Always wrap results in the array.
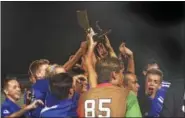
[{"xmin": 125, "ymin": 91, "xmax": 142, "ymax": 117}]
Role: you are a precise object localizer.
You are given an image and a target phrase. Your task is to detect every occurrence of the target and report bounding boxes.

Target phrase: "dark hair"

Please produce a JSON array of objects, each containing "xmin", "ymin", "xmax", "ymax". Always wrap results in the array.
[
  {"xmin": 49, "ymin": 73, "xmax": 73, "ymax": 100},
  {"xmin": 28, "ymin": 59, "xmax": 49, "ymax": 77},
  {"xmin": 146, "ymin": 69, "xmax": 163, "ymax": 82},
  {"xmin": 143, "ymin": 59, "xmax": 159, "ymax": 71},
  {"xmin": 95, "ymin": 57, "xmax": 122, "ymax": 84}
]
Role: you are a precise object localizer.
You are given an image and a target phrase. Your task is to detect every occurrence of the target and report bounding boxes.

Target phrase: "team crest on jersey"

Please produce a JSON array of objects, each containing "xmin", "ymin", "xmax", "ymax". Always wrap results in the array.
[{"xmin": 3, "ymin": 109, "xmax": 10, "ymax": 114}]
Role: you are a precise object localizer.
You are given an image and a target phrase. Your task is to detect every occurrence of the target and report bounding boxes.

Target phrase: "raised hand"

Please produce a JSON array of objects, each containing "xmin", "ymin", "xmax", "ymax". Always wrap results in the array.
[
  {"xmin": 119, "ymin": 42, "xmax": 135, "ymax": 73},
  {"xmin": 84, "ymin": 27, "xmax": 98, "ymax": 88},
  {"xmin": 119, "ymin": 42, "xmax": 133, "ymax": 58},
  {"xmin": 73, "ymin": 74, "xmax": 88, "ymax": 93},
  {"xmin": 87, "ymin": 27, "xmax": 97, "ymax": 50},
  {"xmin": 73, "ymin": 74, "xmax": 87, "ymax": 85}
]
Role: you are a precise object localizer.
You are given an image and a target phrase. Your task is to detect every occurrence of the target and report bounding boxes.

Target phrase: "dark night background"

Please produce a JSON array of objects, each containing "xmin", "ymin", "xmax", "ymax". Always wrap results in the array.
[{"xmin": 1, "ymin": 2, "xmax": 185, "ymax": 82}]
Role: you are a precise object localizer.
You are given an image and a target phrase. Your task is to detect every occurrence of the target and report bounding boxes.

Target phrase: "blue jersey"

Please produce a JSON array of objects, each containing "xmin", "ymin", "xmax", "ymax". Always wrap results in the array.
[
  {"xmin": 40, "ymin": 98, "xmax": 78, "ymax": 117},
  {"xmin": 1, "ymin": 98, "xmax": 29, "ymax": 118},
  {"xmin": 45, "ymin": 92, "xmax": 60, "ymax": 107},
  {"xmin": 28, "ymin": 79, "xmax": 64, "ymax": 117},
  {"xmin": 147, "ymin": 81, "xmax": 170, "ymax": 117},
  {"xmin": 29, "ymin": 79, "xmax": 49, "ymax": 117},
  {"xmin": 161, "ymin": 81, "xmax": 171, "ymax": 91}
]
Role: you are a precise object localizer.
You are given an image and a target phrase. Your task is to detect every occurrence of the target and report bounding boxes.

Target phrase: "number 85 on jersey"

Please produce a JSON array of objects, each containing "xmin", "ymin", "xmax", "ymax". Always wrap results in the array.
[{"xmin": 85, "ymin": 99, "xmax": 111, "ymax": 117}]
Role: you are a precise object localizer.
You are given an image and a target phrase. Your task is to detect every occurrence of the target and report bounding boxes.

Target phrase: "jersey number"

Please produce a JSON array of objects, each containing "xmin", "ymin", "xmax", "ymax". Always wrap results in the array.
[{"xmin": 85, "ymin": 99, "xmax": 111, "ymax": 117}]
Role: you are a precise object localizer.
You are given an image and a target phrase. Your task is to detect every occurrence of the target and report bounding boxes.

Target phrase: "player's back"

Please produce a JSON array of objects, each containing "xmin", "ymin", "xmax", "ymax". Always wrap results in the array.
[{"xmin": 77, "ymin": 84, "xmax": 129, "ymax": 117}]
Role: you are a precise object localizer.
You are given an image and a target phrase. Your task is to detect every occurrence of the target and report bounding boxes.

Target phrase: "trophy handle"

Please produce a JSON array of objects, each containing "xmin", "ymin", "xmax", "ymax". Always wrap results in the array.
[{"xmin": 96, "ymin": 21, "xmax": 103, "ymax": 32}]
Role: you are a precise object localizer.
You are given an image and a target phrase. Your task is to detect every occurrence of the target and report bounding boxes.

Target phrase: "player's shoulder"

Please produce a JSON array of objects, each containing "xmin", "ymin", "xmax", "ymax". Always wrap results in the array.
[
  {"xmin": 108, "ymin": 86, "xmax": 129, "ymax": 94},
  {"xmin": 1, "ymin": 99, "xmax": 11, "ymax": 109},
  {"xmin": 1, "ymin": 104, "xmax": 11, "ymax": 117},
  {"xmin": 84, "ymin": 86, "xmax": 129, "ymax": 97}
]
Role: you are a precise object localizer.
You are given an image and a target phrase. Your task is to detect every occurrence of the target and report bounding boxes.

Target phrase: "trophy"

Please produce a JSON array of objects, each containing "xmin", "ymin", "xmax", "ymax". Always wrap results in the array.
[{"xmin": 76, "ymin": 10, "xmax": 111, "ymax": 42}]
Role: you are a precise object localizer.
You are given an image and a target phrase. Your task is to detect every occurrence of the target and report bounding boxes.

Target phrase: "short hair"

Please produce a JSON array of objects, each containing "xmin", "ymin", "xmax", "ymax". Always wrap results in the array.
[
  {"xmin": 3, "ymin": 77, "xmax": 18, "ymax": 94},
  {"xmin": 49, "ymin": 73, "xmax": 73, "ymax": 100},
  {"xmin": 28, "ymin": 59, "xmax": 49, "ymax": 77},
  {"xmin": 95, "ymin": 57, "xmax": 122, "ymax": 84},
  {"xmin": 146, "ymin": 69, "xmax": 163, "ymax": 82}
]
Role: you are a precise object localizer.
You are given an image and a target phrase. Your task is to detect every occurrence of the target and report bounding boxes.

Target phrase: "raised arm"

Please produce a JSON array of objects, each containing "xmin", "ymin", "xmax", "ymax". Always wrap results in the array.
[
  {"xmin": 119, "ymin": 42, "xmax": 135, "ymax": 73},
  {"xmin": 4, "ymin": 100, "xmax": 43, "ymax": 118},
  {"xmin": 84, "ymin": 28, "xmax": 98, "ymax": 88},
  {"xmin": 63, "ymin": 41, "xmax": 87, "ymax": 71},
  {"xmin": 104, "ymin": 35, "xmax": 118, "ymax": 58}
]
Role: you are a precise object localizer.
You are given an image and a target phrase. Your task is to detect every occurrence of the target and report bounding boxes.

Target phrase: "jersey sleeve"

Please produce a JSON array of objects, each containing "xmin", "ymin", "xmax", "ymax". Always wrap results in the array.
[
  {"xmin": 125, "ymin": 91, "xmax": 142, "ymax": 117},
  {"xmin": 1, "ymin": 106, "xmax": 12, "ymax": 117}
]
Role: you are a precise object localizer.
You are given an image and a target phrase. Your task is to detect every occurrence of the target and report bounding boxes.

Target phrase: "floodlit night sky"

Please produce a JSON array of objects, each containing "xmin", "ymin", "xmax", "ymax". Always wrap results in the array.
[{"xmin": 1, "ymin": 2, "xmax": 185, "ymax": 80}]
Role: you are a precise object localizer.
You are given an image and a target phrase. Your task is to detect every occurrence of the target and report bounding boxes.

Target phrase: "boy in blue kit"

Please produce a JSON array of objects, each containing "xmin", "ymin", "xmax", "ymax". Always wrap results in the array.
[
  {"xmin": 40, "ymin": 73, "xmax": 83, "ymax": 117},
  {"xmin": 1, "ymin": 77, "xmax": 43, "ymax": 118},
  {"xmin": 144, "ymin": 69, "xmax": 169, "ymax": 117},
  {"xmin": 28, "ymin": 59, "xmax": 66, "ymax": 117},
  {"xmin": 26, "ymin": 59, "xmax": 50, "ymax": 117}
]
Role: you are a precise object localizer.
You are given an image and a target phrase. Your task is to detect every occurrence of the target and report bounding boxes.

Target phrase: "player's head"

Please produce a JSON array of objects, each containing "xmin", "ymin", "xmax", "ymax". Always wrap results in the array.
[
  {"xmin": 143, "ymin": 59, "xmax": 160, "ymax": 76},
  {"xmin": 123, "ymin": 71, "xmax": 140, "ymax": 96},
  {"xmin": 28, "ymin": 59, "xmax": 49, "ymax": 81},
  {"xmin": 96, "ymin": 57, "xmax": 123, "ymax": 86},
  {"xmin": 145, "ymin": 69, "xmax": 163, "ymax": 98},
  {"xmin": 3, "ymin": 77, "xmax": 21, "ymax": 102},
  {"xmin": 49, "ymin": 73, "xmax": 74, "ymax": 100},
  {"xmin": 45, "ymin": 64, "xmax": 66, "ymax": 77},
  {"xmin": 95, "ymin": 43, "xmax": 108, "ymax": 59}
]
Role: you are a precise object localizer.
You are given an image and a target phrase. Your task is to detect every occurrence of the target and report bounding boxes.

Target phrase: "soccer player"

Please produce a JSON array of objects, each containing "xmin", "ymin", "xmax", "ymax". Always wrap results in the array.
[
  {"xmin": 144, "ymin": 69, "xmax": 169, "ymax": 117},
  {"xmin": 1, "ymin": 77, "xmax": 43, "ymax": 118},
  {"xmin": 142, "ymin": 59, "xmax": 171, "ymax": 89},
  {"xmin": 25, "ymin": 41, "xmax": 87, "ymax": 117},
  {"xmin": 123, "ymin": 71, "xmax": 140, "ymax": 96},
  {"xmin": 138, "ymin": 60, "xmax": 171, "ymax": 116},
  {"xmin": 40, "ymin": 73, "xmax": 86, "ymax": 117},
  {"xmin": 77, "ymin": 28, "xmax": 141, "ymax": 117},
  {"xmin": 27, "ymin": 59, "xmax": 50, "ymax": 117}
]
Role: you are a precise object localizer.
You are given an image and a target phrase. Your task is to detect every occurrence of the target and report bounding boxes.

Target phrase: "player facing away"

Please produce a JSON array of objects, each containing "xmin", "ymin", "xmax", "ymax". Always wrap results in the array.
[{"xmin": 77, "ymin": 28, "xmax": 141, "ymax": 117}]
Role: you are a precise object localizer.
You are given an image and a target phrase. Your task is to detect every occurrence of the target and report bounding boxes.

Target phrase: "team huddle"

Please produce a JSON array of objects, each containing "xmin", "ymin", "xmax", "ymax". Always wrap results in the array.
[{"xmin": 1, "ymin": 28, "xmax": 184, "ymax": 118}]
